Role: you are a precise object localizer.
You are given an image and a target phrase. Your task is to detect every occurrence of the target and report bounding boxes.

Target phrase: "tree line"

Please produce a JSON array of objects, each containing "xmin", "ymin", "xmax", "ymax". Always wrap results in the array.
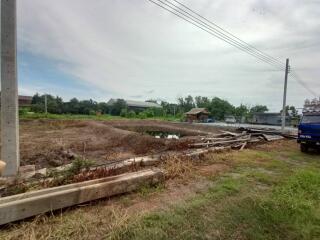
[{"xmin": 29, "ymin": 93, "xmax": 296, "ymax": 120}]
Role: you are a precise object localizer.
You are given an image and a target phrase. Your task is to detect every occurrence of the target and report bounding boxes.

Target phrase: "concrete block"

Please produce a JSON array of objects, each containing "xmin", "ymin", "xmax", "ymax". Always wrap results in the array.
[{"xmin": 0, "ymin": 169, "xmax": 164, "ymax": 225}]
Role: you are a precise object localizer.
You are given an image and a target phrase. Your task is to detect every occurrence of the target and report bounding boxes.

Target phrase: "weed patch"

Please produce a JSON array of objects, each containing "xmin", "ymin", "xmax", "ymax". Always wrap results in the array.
[
  {"xmin": 108, "ymin": 177, "xmax": 244, "ymax": 240},
  {"xmin": 221, "ymin": 169, "xmax": 320, "ymax": 240}
]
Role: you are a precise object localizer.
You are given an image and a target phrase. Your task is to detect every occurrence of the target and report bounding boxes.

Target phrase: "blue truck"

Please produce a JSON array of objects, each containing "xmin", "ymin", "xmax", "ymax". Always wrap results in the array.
[{"xmin": 298, "ymin": 112, "xmax": 320, "ymax": 152}]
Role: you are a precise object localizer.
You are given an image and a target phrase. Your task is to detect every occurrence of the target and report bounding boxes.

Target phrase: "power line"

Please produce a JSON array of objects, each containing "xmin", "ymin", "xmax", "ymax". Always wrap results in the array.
[
  {"xmin": 289, "ymin": 70, "xmax": 318, "ymax": 97},
  {"xmin": 147, "ymin": 0, "xmax": 318, "ymax": 96},
  {"xmin": 147, "ymin": 0, "xmax": 285, "ymax": 71},
  {"xmin": 162, "ymin": 0, "xmax": 285, "ymax": 68},
  {"xmin": 169, "ymin": 0, "xmax": 284, "ymax": 66}
]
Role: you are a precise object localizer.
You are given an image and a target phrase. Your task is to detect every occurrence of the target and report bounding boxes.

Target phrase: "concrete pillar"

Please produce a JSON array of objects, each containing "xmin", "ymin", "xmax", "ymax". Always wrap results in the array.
[{"xmin": 1, "ymin": 0, "xmax": 19, "ymax": 176}]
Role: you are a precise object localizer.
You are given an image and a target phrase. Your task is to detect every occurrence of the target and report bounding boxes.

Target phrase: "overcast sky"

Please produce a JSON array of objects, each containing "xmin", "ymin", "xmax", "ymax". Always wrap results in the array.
[{"xmin": 17, "ymin": 0, "xmax": 320, "ymax": 111}]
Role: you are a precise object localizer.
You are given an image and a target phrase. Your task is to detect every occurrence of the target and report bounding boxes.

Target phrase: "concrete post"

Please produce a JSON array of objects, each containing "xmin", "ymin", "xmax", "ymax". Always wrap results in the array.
[{"xmin": 1, "ymin": 0, "xmax": 19, "ymax": 176}]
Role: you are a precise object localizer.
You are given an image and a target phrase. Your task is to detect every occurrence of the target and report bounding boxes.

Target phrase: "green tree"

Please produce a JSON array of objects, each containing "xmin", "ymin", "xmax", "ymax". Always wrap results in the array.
[
  {"xmin": 110, "ymin": 99, "xmax": 127, "ymax": 116},
  {"xmin": 97, "ymin": 102, "xmax": 109, "ymax": 114},
  {"xmin": 120, "ymin": 108, "xmax": 128, "ymax": 117},
  {"xmin": 249, "ymin": 105, "xmax": 268, "ymax": 114},
  {"xmin": 66, "ymin": 98, "xmax": 81, "ymax": 114},
  {"xmin": 161, "ymin": 101, "xmax": 178, "ymax": 116},
  {"xmin": 208, "ymin": 97, "xmax": 235, "ymax": 120},
  {"xmin": 127, "ymin": 110, "xmax": 136, "ymax": 118},
  {"xmin": 234, "ymin": 104, "xmax": 249, "ymax": 120},
  {"xmin": 195, "ymin": 96, "xmax": 210, "ymax": 108},
  {"xmin": 280, "ymin": 105, "xmax": 298, "ymax": 116},
  {"xmin": 177, "ymin": 95, "xmax": 195, "ymax": 112}
]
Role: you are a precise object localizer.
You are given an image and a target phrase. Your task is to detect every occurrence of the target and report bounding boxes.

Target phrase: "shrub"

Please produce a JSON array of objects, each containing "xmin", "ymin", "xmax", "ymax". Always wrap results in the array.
[
  {"xmin": 138, "ymin": 112, "xmax": 147, "ymax": 119},
  {"xmin": 127, "ymin": 110, "xmax": 136, "ymax": 118},
  {"xmin": 19, "ymin": 107, "xmax": 29, "ymax": 116},
  {"xmin": 120, "ymin": 108, "xmax": 128, "ymax": 117}
]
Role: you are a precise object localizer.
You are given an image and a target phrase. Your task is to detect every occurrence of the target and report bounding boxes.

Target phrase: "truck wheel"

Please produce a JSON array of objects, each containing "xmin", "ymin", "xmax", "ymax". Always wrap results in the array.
[{"xmin": 300, "ymin": 144, "xmax": 308, "ymax": 153}]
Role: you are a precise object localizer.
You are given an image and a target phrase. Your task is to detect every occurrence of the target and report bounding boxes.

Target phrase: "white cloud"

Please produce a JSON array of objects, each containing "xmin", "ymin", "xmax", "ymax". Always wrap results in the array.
[{"xmin": 17, "ymin": 0, "xmax": 320, "ymax": 110}]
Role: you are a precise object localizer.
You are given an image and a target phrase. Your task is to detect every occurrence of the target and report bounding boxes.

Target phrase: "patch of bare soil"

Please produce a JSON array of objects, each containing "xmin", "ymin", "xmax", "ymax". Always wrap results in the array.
[
  {"xmin": 121, "ymin": 178, "xmax": 213, "ymax": 214},
  {"xmin": 0, "ymin": 119, "xmax": 222, "ymax": 169}
]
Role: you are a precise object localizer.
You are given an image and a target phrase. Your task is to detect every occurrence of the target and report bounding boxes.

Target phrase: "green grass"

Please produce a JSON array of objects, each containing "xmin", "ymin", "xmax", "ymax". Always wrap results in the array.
[
  {"xmin": 222, "ymin": 169, "xmax": 320, "ymax": 240},
  {"xmin": 19, "ymin": 112, "xmax": 180, "ymax": 122},
  {"xmin": 108, "ymin": 177, "xmax": 245, "ymax": 240},
  {"xmin": 107, "ymin": 145, "xmax": 320, "ymax": 240},
  {"xmin": 109, "ymin": 168, "xmax": 320, "ymax": 240},
  {"xmin": 107, "ymin": 177, "xmax": 243, "ymax": 240},
  {"xmin": 137, "ymin": 183, "xmax": 166, "ymax": 199}
]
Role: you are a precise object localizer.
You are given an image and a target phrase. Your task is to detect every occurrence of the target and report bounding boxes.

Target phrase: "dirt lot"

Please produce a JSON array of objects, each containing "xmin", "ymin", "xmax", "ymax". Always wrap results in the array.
[
  {"xmin": 2, "ymin": 140, "xmax": 319, "ymax": 240},
  {"xmin": 2, "ymin": 119, "xmax": 221, "ymax": 169}
]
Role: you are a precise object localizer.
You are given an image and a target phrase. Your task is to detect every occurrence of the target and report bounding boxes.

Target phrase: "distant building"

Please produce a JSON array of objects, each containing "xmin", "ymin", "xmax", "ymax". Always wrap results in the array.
[
  {"xmin": 107, "ymin": 99, "xmax": 162, "ymax": 111},
  {"xmin": 0, "ymin": 93, "xmax": 32, "ymax": 107},
  {"xmin": 252, "ymin": 112, "xmax": 291, "ymax": 126},
  {"xmin": 18, "ymin": 95, "xmax": 33, "ymax": 107},
  {"xmin": 185, "ymin": 108, "xmax": 209, "ymax": 122}
]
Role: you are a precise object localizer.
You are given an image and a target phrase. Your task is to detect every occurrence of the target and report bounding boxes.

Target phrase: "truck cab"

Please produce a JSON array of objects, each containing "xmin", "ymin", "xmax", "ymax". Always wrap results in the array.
[{"xmin": 298, "ymin": 113, "xmax": 320, "ymax": 152}]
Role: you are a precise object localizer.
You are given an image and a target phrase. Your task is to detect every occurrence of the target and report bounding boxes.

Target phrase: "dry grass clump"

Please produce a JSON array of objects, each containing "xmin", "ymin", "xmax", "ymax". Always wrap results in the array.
[
  {"xmin": 160, "ymin": 154, "xmax": 196, "ymax": 180},
  {"xmin": 0, "ymin": 205, "xmax": 132, "ymax": 240},
  {"xmin": 201, "ymin": 151, "xmax": 236, "ymax": 166}
]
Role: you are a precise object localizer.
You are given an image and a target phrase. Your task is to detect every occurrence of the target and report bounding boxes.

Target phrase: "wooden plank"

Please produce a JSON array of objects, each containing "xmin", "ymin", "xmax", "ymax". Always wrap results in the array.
[
  {"xmin": 262, "ymin": 134, "xmax": 285, "ymax": 141},
  {"xmin": 190, "ymin": 138, "xmax": 251, "ymax": 148},
  {"xmin": 220, "ymin": 130, "xmax": 240, "ymax": 137},
  {"xmin": 0, "ymin": 169, "xmax": 164, "ymax": 225},
  {"xmin": 201, "ymin": 132, "xmax": 248, "ymax": 142},
  {"xmin": 186, "ymin": 146, "xmax": 231, "ymax": 157},
  {"xmin": 240, "ymin": 142, "xmax": 247, "ymax": 151}
]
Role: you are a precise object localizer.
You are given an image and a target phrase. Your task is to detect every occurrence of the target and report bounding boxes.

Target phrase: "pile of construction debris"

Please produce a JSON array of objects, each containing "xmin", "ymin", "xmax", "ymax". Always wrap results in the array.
[{"xmin": 189, "ymin": 129, "xmax": 287, "ymax": 150}]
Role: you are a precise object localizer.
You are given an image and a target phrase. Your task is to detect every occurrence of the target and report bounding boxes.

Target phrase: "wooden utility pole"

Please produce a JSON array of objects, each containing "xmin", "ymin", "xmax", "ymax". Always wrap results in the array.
[
  {"xmin": 1, "ymin": 0, "xmax": 19, "ymax": 176},
  {"xmin": 281, "ymin": 58, "xmax": 289, "ymax": 133}
]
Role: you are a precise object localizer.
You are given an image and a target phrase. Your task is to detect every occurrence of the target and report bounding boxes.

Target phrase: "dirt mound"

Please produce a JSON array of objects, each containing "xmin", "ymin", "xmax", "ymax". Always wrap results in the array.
[{"xmin": 25, "ymin": 148, "xmax": 76, "ymax": 169}]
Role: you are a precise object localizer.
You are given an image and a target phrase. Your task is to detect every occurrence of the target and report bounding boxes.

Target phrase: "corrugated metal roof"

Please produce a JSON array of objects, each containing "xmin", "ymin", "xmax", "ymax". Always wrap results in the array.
[
  {"xmin": 107, "ymin": 99, "xmax": 162, "ymax": 108},
  {"xmin": 0, "ymin": 93, "xmax": 32, "ymax": 102},
  {"xmin": 19, "ymin": 95, "xmax": 33, "ymax": 101},
  {"xmin": 185, "ymin": 108, "xmax": 209, "ymax": 115},
  {"xmin": 125, "ymin": 100, "xmax": 162, "ymax": 108}
]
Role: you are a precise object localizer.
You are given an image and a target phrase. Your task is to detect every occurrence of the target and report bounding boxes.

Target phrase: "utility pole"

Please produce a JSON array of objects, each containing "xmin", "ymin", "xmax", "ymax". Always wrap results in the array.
[
  {"xmin": 1, "ymin": 0, "xmax": 19, "ymax": 176},
  {"xmin": 281, "ymin": 58, "xmax": 290, "ymax": 133},
  {"xmin": 44, "ymin": 94, "xmax": 48, "ymax": 114}
]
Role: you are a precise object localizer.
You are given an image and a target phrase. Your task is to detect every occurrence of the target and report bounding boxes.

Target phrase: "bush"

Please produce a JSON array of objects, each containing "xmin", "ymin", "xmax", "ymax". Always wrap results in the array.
[
  {"xmin": 89, "ymin": 110, "xmax": 96, "ymax": 115},
  {"xmin": 19, "ymin": 108, "xmax": 29, "ymax": 116},
  {"xmin": 120, "ymin": 108, "xmax": 127, "ymax": 117},
  {"xmin": 127, "ymin": 110, "xmax": 136, "ymax": 118},
  {"xmin": 144, "ymin": 109, "xmax": 155, "ymax": 118},
  {"xmin": 138, "ymin": 112, "xmax": 147, "ymax": 119}
]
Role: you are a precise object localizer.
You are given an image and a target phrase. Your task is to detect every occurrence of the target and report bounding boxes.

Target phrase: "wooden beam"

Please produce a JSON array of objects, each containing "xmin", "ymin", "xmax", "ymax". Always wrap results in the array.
[{"xmin": 190, "ymin": 138, "xmax": 251, "ymax": 148}]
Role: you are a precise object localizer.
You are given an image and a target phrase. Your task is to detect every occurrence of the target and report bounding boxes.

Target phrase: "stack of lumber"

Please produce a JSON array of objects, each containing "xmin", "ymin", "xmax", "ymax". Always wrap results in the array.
[
  {"xmin": 238, "ymin": 127, "xmax": 297, "ymax": 139},
  {"xmin": 189, "ymin": 130, "xmax": 284, "ymax": 150}
]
